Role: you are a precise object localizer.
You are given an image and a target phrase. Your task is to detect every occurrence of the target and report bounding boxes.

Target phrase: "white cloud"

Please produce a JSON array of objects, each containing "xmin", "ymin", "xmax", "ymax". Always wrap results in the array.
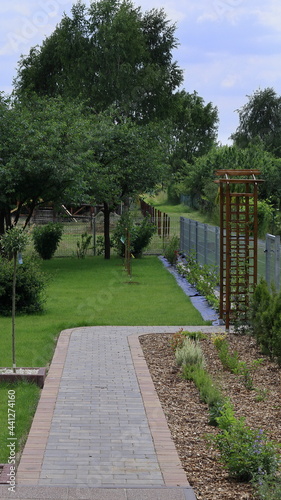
[
  {"xmin": 255, "ymin": 3, "xmax": 281, "ymax": 32},
  {"xmin": 221, "ymin": 74, "xmax": 240, "ymax": 89}
]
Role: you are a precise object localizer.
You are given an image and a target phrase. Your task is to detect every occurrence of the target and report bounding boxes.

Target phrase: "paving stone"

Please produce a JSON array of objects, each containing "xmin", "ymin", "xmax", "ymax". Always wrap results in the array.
[{"xmin": 38, "ymin": 329, "xmax": 164, "ymax": 487}]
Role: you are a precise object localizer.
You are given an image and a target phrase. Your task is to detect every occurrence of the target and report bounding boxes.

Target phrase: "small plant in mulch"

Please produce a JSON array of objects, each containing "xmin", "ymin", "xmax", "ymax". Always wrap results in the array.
[
  {"xmin": 207, "ymin": 413, "xmax": 280, "ymax": 483},
  {"xmin": 175, "ymin": 337, "xmax": 206, "ymax": 369},
  {"xmin": 172, "ymin": 331, "xmax": 225, "ymax": 423},
  {"xmin": 212, "ymin": 333, "xmax": 264, "ymax": 390},
  {"xmin": 170, "ymin": 328, "xmax": 206, "ymax": 352}
]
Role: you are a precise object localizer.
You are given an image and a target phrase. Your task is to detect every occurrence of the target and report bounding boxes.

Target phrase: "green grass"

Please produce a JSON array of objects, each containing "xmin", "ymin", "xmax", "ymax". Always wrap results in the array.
[
  {"xmin": 0, "ymin": 255, "xmax": 206, "ymax": 461},
  {"xmin": 0, "ymin": 382, "xmax": 40, "ymax": 463},
  {"xmin": 143, "ymin": 191, "xmax": 218, "ymax": 225}
]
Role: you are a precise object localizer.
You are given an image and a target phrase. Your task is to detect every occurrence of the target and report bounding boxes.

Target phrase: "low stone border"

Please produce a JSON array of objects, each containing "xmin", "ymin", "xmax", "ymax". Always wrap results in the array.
[
  {"xmin": 0, "ymin": 464, "xmax": 10, "ymax": 484},
  {"xmin": 0, "ymin": 368, "xmax": 46, "ymax": 389},
  {"xmin": 128, "ymin": 333, "xmax": 191, "ymax": 489}
]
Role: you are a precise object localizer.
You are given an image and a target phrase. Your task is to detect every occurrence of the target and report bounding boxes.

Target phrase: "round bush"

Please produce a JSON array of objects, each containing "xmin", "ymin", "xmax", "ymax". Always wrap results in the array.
[
  {"xmin": 0, "ymin": 256, "xmax": 47, "ymax": 316},
  {"xmin": 113, "ymin": 214, "xmax": 155, "ymax": 258},
  {"xmin": 33, "ymin": 222, "xmax": 64, "ymax": 259}
]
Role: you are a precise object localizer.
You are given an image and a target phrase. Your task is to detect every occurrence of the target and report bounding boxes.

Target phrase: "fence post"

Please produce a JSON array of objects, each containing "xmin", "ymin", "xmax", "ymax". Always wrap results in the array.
[
  {"xmin": 204, "ymin": 223, "xmax": 208, "ymax": 265},
  {"xmin": 265, "ymin": 234, "xmax": 270, "ymax": 286},
  {"xmin": 215, "ymin": 226, "xmax": 220, "ymax": 273},
  {"xmin": 195, "ymin": 221, "xmax": 198, "ymax": 261},
  {"xmin": 275, "ymin": 235, "xmax": 280, "ymax": 290},
  {"xmin": 92, "ymin": 216, "xmax": 97, "ymax": 256},
  {"xmin": 158, "ymin": 210, "xmax": 161, "ymax": 236},
  {"xmin": 180, "ymin": 217, "xmax": 183, "ymax": 251}
]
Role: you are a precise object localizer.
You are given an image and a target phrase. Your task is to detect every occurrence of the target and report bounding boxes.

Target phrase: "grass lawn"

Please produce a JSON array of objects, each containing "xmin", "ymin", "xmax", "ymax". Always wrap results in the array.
[
  {"xmin": 143, "ymin": 191, "xmax": 219, "ymax": 226},
  {"xmin": 0, "ymin": 254, "xmax": 207, "ymax": 462}
]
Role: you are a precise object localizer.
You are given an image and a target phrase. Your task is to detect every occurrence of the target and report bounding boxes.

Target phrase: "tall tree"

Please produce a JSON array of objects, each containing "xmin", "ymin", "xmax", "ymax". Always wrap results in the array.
[
  {"xmin": 231, "ymin": 87, "xmax": 281, "ymax": 157},
  {"xmin": 14, "ymin": 0, "xmax": 183, "ymax": 122},
  {"xmin": 169, "ymin": 90, "xmax": 218, "ymax": 169}
]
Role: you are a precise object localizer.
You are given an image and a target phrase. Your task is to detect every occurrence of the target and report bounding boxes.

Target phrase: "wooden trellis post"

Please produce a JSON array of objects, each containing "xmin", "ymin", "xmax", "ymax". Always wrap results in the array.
[{"xmin": 215, "ymin": 170, "xmax": 263, "ymax": 330}]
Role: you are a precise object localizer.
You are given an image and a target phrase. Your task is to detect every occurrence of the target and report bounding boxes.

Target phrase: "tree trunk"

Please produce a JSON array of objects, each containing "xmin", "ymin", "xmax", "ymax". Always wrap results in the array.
[
  {"xmin": 12, "ymin": 252, "xmax": 17, "ymax": 373},
  {"xmin": 103, "ymin": 201, "xmax": 111, "ymax": 260},
  {"xmin": 0, "ymin": 209, "xmax": 4, "ymax": 236},
  {"xmin": 0, "ymin": 207, "xmax": 12, "ymax": 236}
]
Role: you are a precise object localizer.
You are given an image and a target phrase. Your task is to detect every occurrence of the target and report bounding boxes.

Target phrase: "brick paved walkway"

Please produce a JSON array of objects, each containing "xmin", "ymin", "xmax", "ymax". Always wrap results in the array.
[{"xmin": 1, "ymin": 326, "xmax": 223, "ymax": 499}]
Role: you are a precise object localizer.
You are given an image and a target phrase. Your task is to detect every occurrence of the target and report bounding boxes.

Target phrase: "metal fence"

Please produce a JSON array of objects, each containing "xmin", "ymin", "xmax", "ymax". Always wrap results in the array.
[
  {"xmin": 180, "ymin": 217, "xmax": 281, "ymax": 290},
  {"xmin": 25, "ymin": 212, "xmax": 180, "ymax": 258}
]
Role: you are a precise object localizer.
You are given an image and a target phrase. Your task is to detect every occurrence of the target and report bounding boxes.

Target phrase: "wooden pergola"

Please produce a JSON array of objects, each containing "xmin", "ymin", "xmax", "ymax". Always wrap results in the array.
[{"xmin": 215, "ymin": 170, "xmax": 263, "ymax": 330}]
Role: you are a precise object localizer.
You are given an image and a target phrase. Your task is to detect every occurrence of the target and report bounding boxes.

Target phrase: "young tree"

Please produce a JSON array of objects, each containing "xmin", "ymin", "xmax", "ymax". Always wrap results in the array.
[
  {"xmin": 1, "ymin": 227, "xmax": 28, "ymax": 372},
  {"xmin": 14, "ymin": 0, "xmax": 183, "ymax": 122},
  {"xmin": 85, "ymin": 112, "xmax": 168, "ymax": 258},
  {"xmin": 231, "ymin": 87, "xmax": 281, "ymax": 157}
]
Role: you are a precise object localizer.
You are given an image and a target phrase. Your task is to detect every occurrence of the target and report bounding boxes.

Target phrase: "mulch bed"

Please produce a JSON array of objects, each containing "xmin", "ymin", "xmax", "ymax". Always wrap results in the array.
[{"xmin": 139, "ymin": 332, "xmax": 280, "ymax": 500}]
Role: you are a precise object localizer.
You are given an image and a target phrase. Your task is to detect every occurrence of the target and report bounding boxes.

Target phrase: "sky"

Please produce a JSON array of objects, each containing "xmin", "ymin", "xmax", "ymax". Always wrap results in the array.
[{"xmin": 1, "ymin": 0, "xmax": 281, "ymax": 145}]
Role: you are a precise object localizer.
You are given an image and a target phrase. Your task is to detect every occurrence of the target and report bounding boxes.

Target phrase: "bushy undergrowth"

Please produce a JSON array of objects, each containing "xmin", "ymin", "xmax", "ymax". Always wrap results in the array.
[
  {"xmin": 170, "ymin": 329, "xmax": 206, "ymax": 351},
  {"xmin": 175, "ymin": 337, "xmax": 206, "ymax": 368},
  {"xmin": 76, "ymin": 232, "xmax": 92, "ymax": 258},
  {"xmin": 254, "ymin": 473, "xmax": 281, "ymax": 500},
  {"xmin": 173, "ymin": 329, "xmax": 225, "ymax": 421},
  {"xmin": 208, "ymin": 417, "xmax": 280, "ymax": 482},
  {"xmin": 113, "ymin": 213, "xmax": 155, "ymax": 258},
  {"xmin": 0, "ymin": 256, "xmax": 48, "ymax": 315},
  {"xmin": 172, "ymin": 328, "xmax": 281, "ymax": 489},
  {"xmin": 176, "ymin": 254, "xmax": 219, "ymax": 310},
  {"xmin": 164, "ymin": 235, "xmax": 179, "ymax": 265},
  {"xmin": 212, "ymin": 334, "xmax": 263, "ymax": 390},
  {"xmin": 249, "ymin": 279, "xmax": 281, "ymax": 366},
  {"xmin": 33, "ymin": 222, "xmax": 64, "ymax": 259}
]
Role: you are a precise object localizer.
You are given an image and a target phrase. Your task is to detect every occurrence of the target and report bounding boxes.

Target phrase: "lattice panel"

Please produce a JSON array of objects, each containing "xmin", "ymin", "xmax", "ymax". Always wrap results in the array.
[{"xmin": 215, "ymin": 170, "xmax": 262, "ymax": 329}]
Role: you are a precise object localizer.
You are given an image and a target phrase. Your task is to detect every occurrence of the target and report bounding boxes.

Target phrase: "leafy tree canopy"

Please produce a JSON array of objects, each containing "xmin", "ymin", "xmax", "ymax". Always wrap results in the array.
[
  {"xmin": 83, "ymin": 110, "xmax": 169, "ymax": 257},
  {"xmin": 168, "ymin": 90, "xmax": 218, "ymax": 169},
  {"xmin": 231, "ymin": 87, "xmax": 281, "ymax": 157},
  {"xmin": 14, "ymin": 0, "xmax": 183, "ymax": 123},
  {"xmin": 0, "ymin": 95, "xmax": 90, "ymax": 233},
  {"xmin": 182, "ymin": 144, "xmax": 281, "ymax": 211}
]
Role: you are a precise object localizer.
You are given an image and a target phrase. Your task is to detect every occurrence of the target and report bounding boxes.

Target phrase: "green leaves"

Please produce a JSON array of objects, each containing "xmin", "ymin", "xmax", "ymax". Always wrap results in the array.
[
  {"xmin": 231, "ymin": 87, "xmax": 281, "ymax": 158},
  {"xmin": 0, "ymin": 227, "xmax": 28, "ymax": 256},
  {"xmin": 14, "ymin": 0, "xmax": 183, "ymax": 122},
  {"xmin": 0, "ymin": 96, "xmax": 91, "ymax": 231}
]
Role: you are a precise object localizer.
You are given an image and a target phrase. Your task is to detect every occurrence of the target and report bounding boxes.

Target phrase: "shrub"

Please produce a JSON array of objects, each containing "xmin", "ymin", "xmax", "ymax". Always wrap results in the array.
[
  {"xmin": 164, "ymin": 235, "xmax": 180, "ymax": 265},
  {"xmin": 253, "ymin": 472, "xmax": 281, "ymax": 500},
  {"xmin": 32, "ymin": 223, "xmax": 64, "ymax": 259},
  {"xmin": 0, "ymin": 256, "xmax": 47, "ymax": 315},
  {"xmin": 170, "ymin": 330, "xmax": 186, "ymax": 352},
  {"xmin": 208, "ymin": 420, "xmax": 280, "ymax": 482},
  {"xmin": 208, "ymin": 399, "xmax": 227, "ymax": 426},
  {"xmin": 183, "ymin": 363, "xmax": 224, "ymax": 408},
  {"xmin": 250, "ymin": 279, "xmax": 281, "ymax": 365},
  {"xmin": 175, "ymin": 337, "xmax": 205, "ymax": 368},
  {"xmin": 113, "ymin": 213, "xmax": 155, "ymax": 258},
  {"xmin": 76, "ymin": 232, "xmax": 92, "ymax": 258},
  {"xmin": 215, "ymin": 399, "xmax": 238, "ymax": 431},
  {"xmin": 170, "ymin": 329, "xmax": 207, "ymax": 351},
  {"xmin": 212, "ymin": 334, "xmax": 241, "ymax": 374},
  {"xmin": 176, "ymin": 255, "xmax": 219, "ymax": 310}
]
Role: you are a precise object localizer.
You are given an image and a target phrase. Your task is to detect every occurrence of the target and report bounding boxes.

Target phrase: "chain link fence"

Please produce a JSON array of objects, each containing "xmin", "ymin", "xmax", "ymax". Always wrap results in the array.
[
  {"xmin": 25, "ymin": 210, "xmax": 180, "ymax": 258},
  {"xmin": 24, "ymin": 209, "xmax": 281, "ymax": 290},
  {"xmin": 180, "ymin": 217, "xmax": 281, "ymax": 290}
]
